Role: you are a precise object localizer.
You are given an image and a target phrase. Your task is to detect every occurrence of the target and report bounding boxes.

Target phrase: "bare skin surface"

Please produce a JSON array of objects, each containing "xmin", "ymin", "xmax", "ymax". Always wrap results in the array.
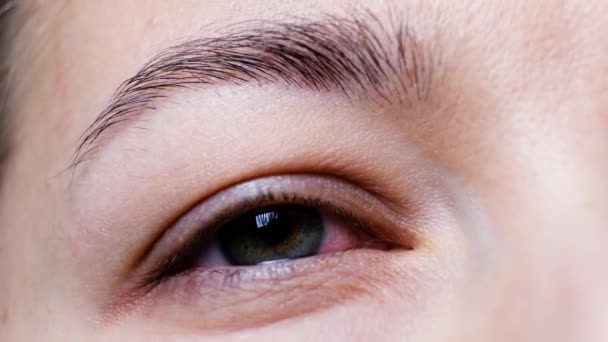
[{"xmin": 0, "ymin": 1, "xmax": 607, "ymax": 341}]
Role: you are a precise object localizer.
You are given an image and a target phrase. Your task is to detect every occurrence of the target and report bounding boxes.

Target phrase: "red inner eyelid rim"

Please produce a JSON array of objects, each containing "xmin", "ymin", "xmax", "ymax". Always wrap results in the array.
[{"xmin": 318, "ymin": 212, "xmax": 392, "ymax": 255}]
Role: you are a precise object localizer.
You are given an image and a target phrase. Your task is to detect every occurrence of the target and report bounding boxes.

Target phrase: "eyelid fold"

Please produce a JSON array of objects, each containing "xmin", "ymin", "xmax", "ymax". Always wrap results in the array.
[{"xmin": 129, "ymin": 174, "xmax": 419, "ymax": 290}]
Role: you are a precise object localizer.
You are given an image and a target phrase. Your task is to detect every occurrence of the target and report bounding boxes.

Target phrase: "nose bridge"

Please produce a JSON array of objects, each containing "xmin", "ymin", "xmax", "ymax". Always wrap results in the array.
[
  {"xmin": 443, "ymin": 4, "xmax": 608, "ymax": 339},
  {"xmin": 483, "ymin": 87, "xmax": 608, "ymax": 341}
]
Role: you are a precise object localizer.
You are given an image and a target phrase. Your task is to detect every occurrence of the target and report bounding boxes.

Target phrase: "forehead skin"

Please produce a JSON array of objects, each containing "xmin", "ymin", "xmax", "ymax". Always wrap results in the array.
[
  {"xmin": 1, "ymin": 0, "xmax": 608, "ymax": 341},
  {"xmin": 9, "ymin": 0, "xmax": 608, "ymax": 183}
]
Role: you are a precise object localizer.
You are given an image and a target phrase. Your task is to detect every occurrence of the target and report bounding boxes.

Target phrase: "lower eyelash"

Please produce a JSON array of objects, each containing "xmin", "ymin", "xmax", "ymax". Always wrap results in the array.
[
  {"xmin": 158, "ymin": 250, "xmax": 348, "ymax": 296},
  {"xmin": 108, "ymin": 247, "xmax": 421, "ymax": 329}
]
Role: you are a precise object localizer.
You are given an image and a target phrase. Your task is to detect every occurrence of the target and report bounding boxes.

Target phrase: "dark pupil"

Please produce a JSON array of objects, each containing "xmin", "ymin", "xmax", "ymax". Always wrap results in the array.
[{"xmin": 218, "ymin": 205, "xmax": 324, "ymax": 265}]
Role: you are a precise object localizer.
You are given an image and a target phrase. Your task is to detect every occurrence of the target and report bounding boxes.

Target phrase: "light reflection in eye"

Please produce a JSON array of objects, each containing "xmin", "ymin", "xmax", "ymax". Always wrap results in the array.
[
  {"xmin": 256, "ymin": 210, "xmax": 278, "ymax": 228},
  {"xmin": 215, "ymin": 205, "xmax": 326, "ymax": 266}
]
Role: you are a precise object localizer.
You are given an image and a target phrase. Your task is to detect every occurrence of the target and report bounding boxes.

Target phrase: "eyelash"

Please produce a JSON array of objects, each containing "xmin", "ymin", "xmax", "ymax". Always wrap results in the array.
[
  {"xmin": 137, "ymin": 175, "xmax": 414, "ymax": 291},
  {"xmin": 146, "ymin": 190, "xmax": 371, "ymax": 286}
]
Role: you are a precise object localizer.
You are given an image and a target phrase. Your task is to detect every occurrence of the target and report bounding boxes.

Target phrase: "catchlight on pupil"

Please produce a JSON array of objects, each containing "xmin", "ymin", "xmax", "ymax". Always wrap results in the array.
[
  {"xmin": 256, "ymin": 211, "xmax": 277, "ymax": 228},
  {"xmin": 218, "ymin": 205, "xmax": 325, "ymax": 265}
]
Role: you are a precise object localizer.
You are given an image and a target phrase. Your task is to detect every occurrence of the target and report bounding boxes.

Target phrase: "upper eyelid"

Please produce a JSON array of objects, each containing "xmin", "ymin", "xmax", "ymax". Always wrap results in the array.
[{"xmin": 131, "ymin": 174, "xmax": 418, "ymax": 287}]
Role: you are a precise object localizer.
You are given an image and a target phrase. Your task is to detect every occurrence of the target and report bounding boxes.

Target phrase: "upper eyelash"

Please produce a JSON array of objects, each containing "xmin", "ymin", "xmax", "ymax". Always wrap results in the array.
[{"xmin": 142, "ymin": 190, "xmax": 370, "ymax": 288}]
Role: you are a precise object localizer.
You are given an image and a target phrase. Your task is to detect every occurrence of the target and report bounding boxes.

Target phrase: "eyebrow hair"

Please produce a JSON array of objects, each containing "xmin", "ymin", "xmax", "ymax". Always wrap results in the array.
[
  {"xmin": 0, "ymin": 0, "xmax": 16, "ymax": 180},
  {"xmin": 71, "ymin": 12, "xmax": 439, "ymax": 171}
]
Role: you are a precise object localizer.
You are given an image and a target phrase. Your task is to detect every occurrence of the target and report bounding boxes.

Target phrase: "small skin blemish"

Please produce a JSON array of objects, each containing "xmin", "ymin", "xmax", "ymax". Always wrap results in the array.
[
  {"xmin": 0, "ymin": 308, "xmax": 8, "ymax": 326},
  {"xmin": 145, "ymin": 15, "xmax": 159, "ymax": 30}
]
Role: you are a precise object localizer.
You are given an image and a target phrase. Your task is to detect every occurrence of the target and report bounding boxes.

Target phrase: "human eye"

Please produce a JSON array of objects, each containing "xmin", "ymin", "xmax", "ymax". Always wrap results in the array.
[{"xmin": 118, "ymin": 174, "xmax": 420, "ymax": 331}]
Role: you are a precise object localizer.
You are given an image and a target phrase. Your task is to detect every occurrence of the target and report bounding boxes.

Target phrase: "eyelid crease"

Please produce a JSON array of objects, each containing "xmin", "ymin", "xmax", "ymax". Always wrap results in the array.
[{"xmin": 69, "ymin": 9, "xmax": 440, "ymax": 174}]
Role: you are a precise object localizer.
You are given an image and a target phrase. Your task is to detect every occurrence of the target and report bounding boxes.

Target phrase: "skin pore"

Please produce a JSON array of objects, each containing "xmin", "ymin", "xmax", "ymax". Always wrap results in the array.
[{"xmin": 1, "ymin": 0, "xmax": 608, "ymax": 341}]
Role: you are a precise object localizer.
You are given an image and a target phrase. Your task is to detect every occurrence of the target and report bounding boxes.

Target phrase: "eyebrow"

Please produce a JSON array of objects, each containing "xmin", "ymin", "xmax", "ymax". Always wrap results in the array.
[
  {"xmin": 0, "ymin": 0, "xmax": 17, "ymax": 180},
  {"xmin": 71, "ymin": 11, "xmax": 439, "ymax": 171}
]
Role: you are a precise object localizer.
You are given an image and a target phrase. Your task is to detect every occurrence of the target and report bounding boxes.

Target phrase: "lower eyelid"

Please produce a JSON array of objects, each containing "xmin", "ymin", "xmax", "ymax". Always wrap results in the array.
[{"xmin": 132, "ymin": 248, "xmax": 427, "ymax": 332}]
